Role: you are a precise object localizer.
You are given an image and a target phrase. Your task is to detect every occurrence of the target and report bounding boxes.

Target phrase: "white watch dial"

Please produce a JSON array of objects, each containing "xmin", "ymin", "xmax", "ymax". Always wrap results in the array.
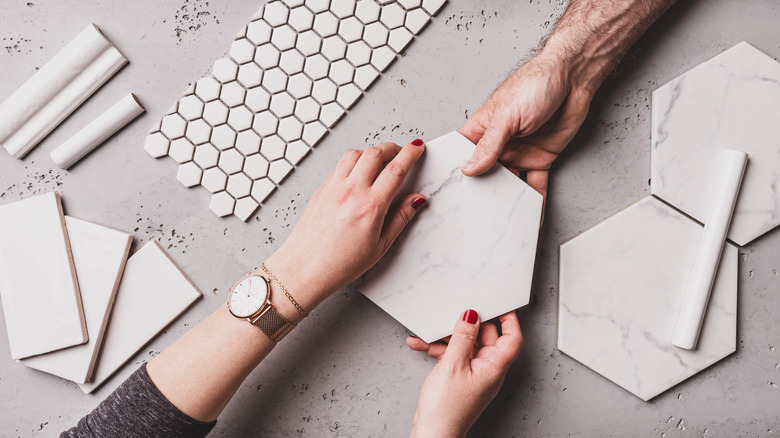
[{"xmin": 228, "ymin": 275, "xmax": 269, "ymax": 318}]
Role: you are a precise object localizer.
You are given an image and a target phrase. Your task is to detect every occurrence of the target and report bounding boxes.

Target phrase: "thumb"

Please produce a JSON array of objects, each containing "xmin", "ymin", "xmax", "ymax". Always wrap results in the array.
[
  {"xmin": 442, "ymin": 309, "xmax": 480, "ymax": 369},
  {"xmin": 380, "ymin": 193, "xmax": 427, "ymax": 248},
  {"xmin": 462, "ymin": 109, "xmax": 514, "ymax": 176}
]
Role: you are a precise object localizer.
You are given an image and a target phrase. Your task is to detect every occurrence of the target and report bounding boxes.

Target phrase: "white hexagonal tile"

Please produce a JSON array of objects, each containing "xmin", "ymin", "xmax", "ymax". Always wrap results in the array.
[
  {"xmin": 321, "ymin": 35, "xmax": 347, "ymax": 61},
  {"xmin": 177, "ymin": 162, "xmax": 203, "ymax": 188},
  {"xmin": 253, "ymin": 111, "xmax": 279, "ymax": 137},
  {"xmin": 251, "ymin": 177, "xmax": 276, "ymax": 203},
  {"xmin": 271, "ymin": 25, "xmax": 297, "ymax": 51},
  {"xmin": 255, "ymin": 44, "xmax": 281, "ymax": 70},
  {"xmin": 268, "ymin": 159, "xmax": 294, "ymax": 183},
  {"xmin": 194, "ymin": 144, "xmax": 220, "ymax": 168},
  {"xmin": 650, "ymin": 42, "xmax": 780, "ymax": 246},
  {"xmin": 220, "ymin": 81, "xmax": 247, "ymax": 107},
  {"xmin": 404, "ymin": 7, "xmax": 430, "ymax": 34},
  {"xmin": 304, "ymin": 54, "xmax": 330, "ymax": 79},
  {"xmin": 202, "ymin": 167, "xmax": 228, "ymax": 193},
  {"xmin": 295, "ymin": 97, "xmax": 321, "ymax": 123},
  {"xmin": 262, "ymin": 1, "xmax": 290, "ymax": 26},
  {"xmin": 279, "ymin": 49, "xmax": 305, "ymax": 75},
  {"xmin": 421, "ymin": 0, "xmax": 445, "ymax": 15},
  {"xmin": 261, "ymin": 135, "xmax": 287, "ymax": 160},
  {"xmin": 305, "ymin": 0, "xmax": 329, "ymax": 13},
  {"xmin": 238, "ymin": 63, "xmax": 264, "ymax": 88},
  {"xmin": 282, "ymin": 0, "xmax": 305, "ymax": 7},
  {"xmin": 226, "ymin": 173, "xmax": 253, "ymax": 198},
  {"xmin": 211, "ymin": 125, "xmax": 238, "ymax": 150},
  {"xmin": 178, "ymin": 95, "xmax": 205, "ymax": 120},
  {"xmin": 331, "ymin": 0, "xmax": 356, "ymax": 18},
  {"xmin": 185, "ymin": 119, "xmax": 211, "ymax": 145},
  {"xmin": 336, "ymin": 83, "xmax": 361, "ymax": 109},
  {"xmin": 338, "ymin": 16, "xmax": 364, "ymax": 42},
  {"xmin": 388, "ymin": 26, "xmax": 414, "ymax": 52},
  {"xmin": 320, "ymin": 102, "xmax": 345, "ymax": 127},
  {"xmin": 302, "ymin": 121, "xmax": 328, "ymax": 146},
  {"xmin": 246, "ymin": 87, "xmax": 272, "ymax": 112},
  {"xmin": 278, "ymin": 116, "xmax": 304, "ymax": 141},
  {"xmin": 289, "ymin": 6, "xmax": 314, "ymax": 31},
  {"xmin": 195, "ymin": 76, "xmax": 222, "ymax": 102},
  {"xmin": 228, "ymin": 106, "xmax": 254, "ymax": 131},
  {"xmin": 285, "ymin": 139, "xmax": 310, "ymax": 164},
  {"xmin": 312, "ymin": 78, "xmax": 338, "ymax": 104},
  {"xmin": 244, "ymin": 153, "xmax": 270, "ymax": 179},
  {"xmin": 346, "ymin": 40, "xmax": 371, "ymax": 66},
  {"xmin": 287, "ymin": 73, "xmax": 313, "ymax": 99},
  {"xmin": 364, "ymin": 22, "xmax": 389, "ymax": 48},
  {"xmin": 218, "ymin": 148, "xmax": 245, "ymax": 174},
  {"xmin": 247, "ymin": 20, "xmax": 273, "ymax": 45},
  {"xmin": 558, "ymin": 196, "xmax": 737, "ymax": 401},
  {"xmin": 145, "ymin": 132, "xmax": 170, "ymax": 158},
  {"xmin": 313, "ymin": 11, "xmax": 339, "ymax": 37},
  {"xmin": 209, "ymin": 191, "xmax": 236, "ymax": 217},
  {"xmin": 354, "ymin": 64, "xmax": 380, "ymax": 90},
  {"xmin": 381, "ymin": 3, "xmax": 406, "ymax": 29},
  {"xmin": 270, "ymin": 92, "xmax": 296, "ymax": 117},
  {"xmin": 329, "ymin": 59, "xmax": 355, "ymax": 85},
  {"xmin": 399, "ymin": 0, "xmax": 422, "ymax": 9},
  {"xmin": 358, "ymin": 131, "xmax": 543, "ymax": 343},
  {"xmin": 161, "ymin": 113, "xmax": 187, "ymax": 139},
  {"xmin": 169, "ymin": 138, "xmax": 195, "ymax": 163},
  {"xmin": 236, "ymin": 130, "xmax": 262, "ymax": 155},
  {"xmin": 234, "ymin": 196, "xmax": 260, "ymax": 221},
  {"xmin": 230, "ymin": 38, "xmax": 256, "ymax": 64},
  {"xmin": 296, "ymin": 30, "xmax": 322, "ymax": 56},
  {"xmin": 203, "ymin": 100, "xmax": 229, "ymax": 126},
  {"xmin": 261, "ymin": 67, "xmax": 288, "ymax": 93},
  {"xmin": 212, "ymin": 58, "xmax": 239, "ymax": 83},
  {"xmin": 355, "ymin": 0, "xmax": 380, "ymax": 24},
  {"xmin": 370, "ymin": 45, "xmax": 396, "ymax": 72}
]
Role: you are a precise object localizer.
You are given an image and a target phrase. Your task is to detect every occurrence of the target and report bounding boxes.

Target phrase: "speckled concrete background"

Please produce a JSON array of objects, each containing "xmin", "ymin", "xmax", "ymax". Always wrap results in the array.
[{"xmin": 1, "ymin": 0, "xmax": 779, "ymax": 436}]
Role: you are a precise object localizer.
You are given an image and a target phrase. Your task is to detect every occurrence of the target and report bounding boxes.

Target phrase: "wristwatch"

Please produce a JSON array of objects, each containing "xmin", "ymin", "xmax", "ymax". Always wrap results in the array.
[{"xmin": 227, "ymin": 272, "xmax": 295, "ymax": 342}]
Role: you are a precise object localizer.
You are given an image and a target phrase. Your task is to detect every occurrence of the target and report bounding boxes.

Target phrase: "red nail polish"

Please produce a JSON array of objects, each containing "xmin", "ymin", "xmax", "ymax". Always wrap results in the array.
[
  {"xmin": 412, "ymin": 138, "xmax": 424, "ymax": 146},
  {"xmin": 463, "ymin": 309, "xmax": 478, "ymax": 324},
  {"xmin": 412, "ymin": 197, "xmax": 427, "ymax": 209}
]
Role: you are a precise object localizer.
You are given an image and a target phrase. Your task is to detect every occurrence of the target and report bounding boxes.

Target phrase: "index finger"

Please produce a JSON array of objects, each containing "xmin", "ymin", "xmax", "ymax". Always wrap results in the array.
[
  {"xmin": 477, "ymin": 311, "xmax": 523, "ymax": 368},
  {"xmin": 371, "ymin": 139, "xmax": 425, "ymax": 201}
]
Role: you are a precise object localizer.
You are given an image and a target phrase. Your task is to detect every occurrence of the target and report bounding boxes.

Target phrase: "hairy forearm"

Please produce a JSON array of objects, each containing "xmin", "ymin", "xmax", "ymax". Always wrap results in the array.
[{"xmin": 542, "ymin": 0, "xmax": 676, "ymax": 93}]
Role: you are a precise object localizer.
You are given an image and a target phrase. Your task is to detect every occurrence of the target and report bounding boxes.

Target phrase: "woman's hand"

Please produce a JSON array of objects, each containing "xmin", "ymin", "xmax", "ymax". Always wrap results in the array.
[
  {"xmin": 408, "ymin": 310, "xmax": 523, "ymax": 438},
  {"xmin": 265, "ymin": 139, "xmax": 427, "ymax": 312}
]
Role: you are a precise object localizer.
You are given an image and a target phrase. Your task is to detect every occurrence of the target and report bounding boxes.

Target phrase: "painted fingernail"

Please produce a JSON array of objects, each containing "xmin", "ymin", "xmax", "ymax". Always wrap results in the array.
[
  {"xmin": 412, "ymin": 138, "xmax": 424, "ymax": 146},
  {"xmin": 463, "ymin": 309, "xmax": 478, "ymax": 324},
  {"xmin": 412, "ymin": 197, "xmax": 427, "ymax": 209}
]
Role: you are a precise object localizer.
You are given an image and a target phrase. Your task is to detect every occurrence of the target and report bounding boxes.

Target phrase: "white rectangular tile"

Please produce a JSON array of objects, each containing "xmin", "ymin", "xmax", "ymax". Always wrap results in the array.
[
  {"xmin": 79, "ymin": 241, "xmax": 201, "ymax": 393},
  {"xmin": 0, "ymin": 192, "xmax": 87, "ymax": 359},
  {"xmin": 19, "ymin": 217, "xmax": 132, "ymax": 384}
]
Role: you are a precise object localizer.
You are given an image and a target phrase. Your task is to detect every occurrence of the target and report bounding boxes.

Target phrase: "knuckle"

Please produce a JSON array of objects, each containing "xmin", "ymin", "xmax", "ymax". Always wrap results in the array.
[
  {"xmin": 342, "ymin": 149, "xmax": 361, "ymax": 161},
  {"xmin": 385, "ymin": 161, "xmax": 406, "ymax": 177},
  {"xmin": 364, "ymin": 146, "xmax": 383, "ymax": 158},
  {"xmin": 453, "ymin": 326, "xmax": 478, "ymax": 343}
]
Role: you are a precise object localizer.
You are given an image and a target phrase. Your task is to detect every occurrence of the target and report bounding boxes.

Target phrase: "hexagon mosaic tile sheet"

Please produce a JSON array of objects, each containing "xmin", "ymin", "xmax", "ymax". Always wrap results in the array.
[{"xmin": 145, "ymin": 0, "xmax": 446, "ymax": 220}]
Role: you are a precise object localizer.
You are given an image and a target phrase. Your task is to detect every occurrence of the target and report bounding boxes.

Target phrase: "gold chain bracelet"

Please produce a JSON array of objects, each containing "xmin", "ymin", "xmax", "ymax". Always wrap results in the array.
[{"xmin": 261, "ymin": 263, "xmax": 309, "ymax": 317}]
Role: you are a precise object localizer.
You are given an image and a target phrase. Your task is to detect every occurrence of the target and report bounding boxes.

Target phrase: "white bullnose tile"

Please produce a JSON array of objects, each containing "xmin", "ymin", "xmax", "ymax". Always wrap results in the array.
[
  {"xmin": 146, "ymin": 0, "xmax": 447, "ymax": 220},
  {"xmin": 357, "ymin": 132, "xmax": 543, "ymax": 343},
  {"xmin": 651, "ymin": 42, "xmax": 780, "ymax": 246},
  {"xmin": 558, "ymin": 196, "xmax": 737, "ymax": 401}
]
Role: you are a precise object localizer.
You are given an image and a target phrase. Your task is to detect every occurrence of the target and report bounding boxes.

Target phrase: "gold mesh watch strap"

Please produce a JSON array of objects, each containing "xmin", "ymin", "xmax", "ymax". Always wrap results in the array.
[{"xmin": 250, "ymin": 306, "xmax": 295, "ymax": 342}]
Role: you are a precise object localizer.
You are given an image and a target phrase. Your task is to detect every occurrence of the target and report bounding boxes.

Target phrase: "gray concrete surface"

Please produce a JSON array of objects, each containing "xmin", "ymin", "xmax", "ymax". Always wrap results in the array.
[{"xmin": 1, "ymin": 0, "xmax": 779, "ymax": 436}]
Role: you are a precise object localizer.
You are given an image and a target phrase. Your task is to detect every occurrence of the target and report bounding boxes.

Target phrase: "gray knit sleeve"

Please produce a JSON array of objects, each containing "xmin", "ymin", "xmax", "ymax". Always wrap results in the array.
[{"xmin": 60, "ymin": 364, "xmax": 216, "ymax": 438}]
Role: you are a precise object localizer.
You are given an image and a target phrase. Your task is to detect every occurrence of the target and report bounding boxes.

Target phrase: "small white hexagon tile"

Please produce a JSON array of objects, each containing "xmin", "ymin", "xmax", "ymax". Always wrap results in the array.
[
  {"xmin": 650, "ymin": 42, "xmax": 780, "ymax": 246},
  {"xmin": 146, "ymin": 0, "xmax": 447, "ymax": 220},
  {"xmin": 558, "ymin": 196, "xmax": 737, "ymax": 401}
]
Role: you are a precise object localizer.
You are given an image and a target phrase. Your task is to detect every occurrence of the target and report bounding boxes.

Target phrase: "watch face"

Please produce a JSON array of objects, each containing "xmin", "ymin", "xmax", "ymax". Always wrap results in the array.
[{"xmin": 228, "ymin": 275, "xmax": 269, "ymax": 318}]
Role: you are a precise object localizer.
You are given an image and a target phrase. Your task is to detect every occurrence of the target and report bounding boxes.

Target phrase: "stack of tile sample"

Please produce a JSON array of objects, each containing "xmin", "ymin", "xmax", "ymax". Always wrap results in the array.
[{"xmin": 0, "ymin": 192, "xmax": 202, "ymax": 393}]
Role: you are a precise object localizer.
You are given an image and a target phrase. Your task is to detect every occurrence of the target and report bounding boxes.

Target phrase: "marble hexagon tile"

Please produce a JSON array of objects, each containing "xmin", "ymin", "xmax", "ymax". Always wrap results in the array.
[
  {"xmin": 651, "ymin": 42, "xmax": 780, "ymax": 246},
  {"xmin": 558, "ymin": 196, "xmax": 737, "ymax": 401},
  {"xmin": 145, "ymin": 0, "xmax": 447, "ymax": 220}
]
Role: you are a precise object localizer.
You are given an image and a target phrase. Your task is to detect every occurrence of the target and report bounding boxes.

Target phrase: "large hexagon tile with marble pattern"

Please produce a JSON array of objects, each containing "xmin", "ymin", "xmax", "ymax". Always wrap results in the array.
[
  {"xmin": 650, "ymin": 42, "xmax": 780, "ymax": 246},
  {"xmin": 145, "ymin": 0, "xmax": 447, "ymax": 221},
  {"xmin": 557, "ymin": 196, "xmax": 737, "ymax": 401}
]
